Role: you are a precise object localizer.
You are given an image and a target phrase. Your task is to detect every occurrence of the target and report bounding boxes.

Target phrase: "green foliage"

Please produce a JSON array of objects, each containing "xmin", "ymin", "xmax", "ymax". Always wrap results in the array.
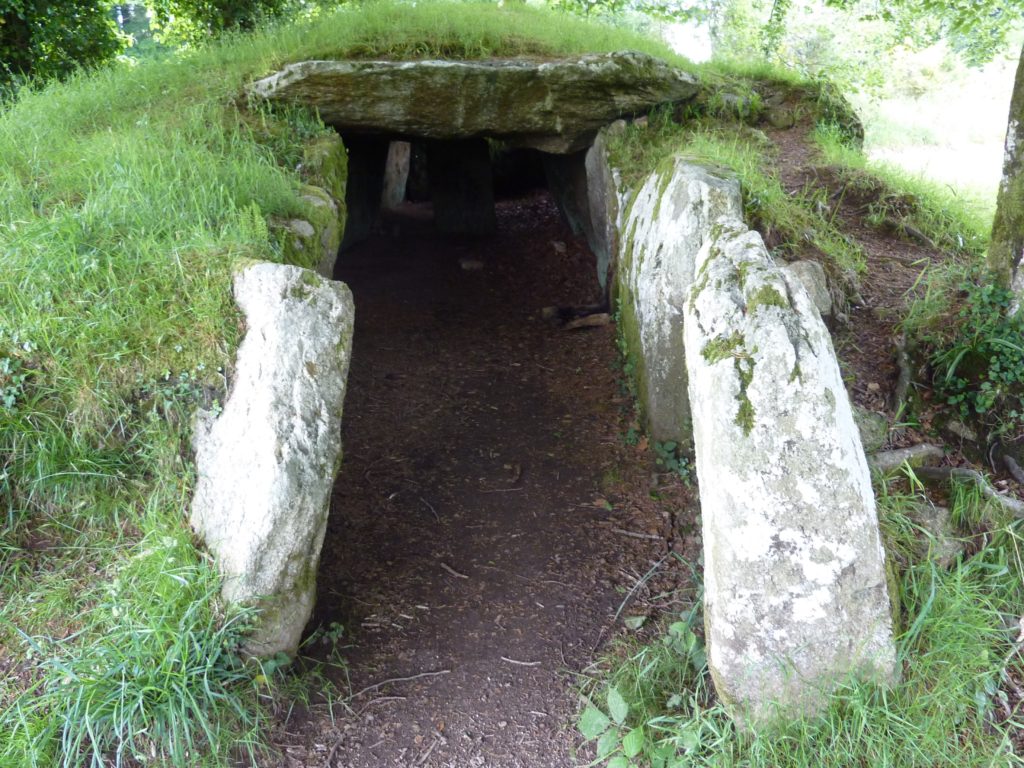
[
  {"xmin": 579, "ymin": 486, "xmax": 1024, "ymax": 767},
  {"xmin": 918, "ymin": 277, "xmax": 1024, "ymax": 435},
  {"xmin": 579, "ymin": 596, "xmax": 713, "ymax": 768},
  {"xmin": 149, "ymin": 0, "xmax": 289, "ymax": 45},
  {"xmin": 549, "ymin": 0, "xmax": 713, "ymax": 24},
  {"xmin": 0, "ymin": 0, "xmax": 127, "ymax": 88},
  {"xmin": 824, "ymin": 0, "xmax": 1024, "ymax": 65},
  {"xmin": 653, "ymin": 441, "xmax": 692, "ymax": 484}
]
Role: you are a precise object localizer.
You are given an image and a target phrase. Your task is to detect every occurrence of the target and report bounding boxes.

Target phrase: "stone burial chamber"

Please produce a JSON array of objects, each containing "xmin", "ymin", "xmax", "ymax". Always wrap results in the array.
[
  {"xmin": 250, "ymin": 51, "xmax": 700, "ymax": 251},
  {"xmin": 616, "ymin": 156, "xmax": 896, "ymax": 722},
  {"xmin": 189, "ymin": 49, "xmax": 895, "ymax": 729}
]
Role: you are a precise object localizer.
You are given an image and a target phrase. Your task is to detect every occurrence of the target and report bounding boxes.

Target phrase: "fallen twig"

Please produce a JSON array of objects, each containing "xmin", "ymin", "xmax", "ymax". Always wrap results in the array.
[
  {"xmin": 610, "ymin": 527, "xmax": 662, "ymax": 541},
  {"xmin": 912, "ymin": 466, "xmax": 1024, "ymax": 518},
  {"xmin": 419, "ymin": 496, "xmax": 439, "ymax": 522},
  {"xmin": 479, "ymin": 486, "xmax": 523, "ymax": 493},
  {"xmin": 440, "ymin": 562, "xmax": 469, "ymax": 579},
  {"xmin": 501, "ymin": 656, "xmax": 542, "ymax": 667},
  {"xmin": 613, "ymin": 554, "xmax": 670, "ymax": 623},
  {"xmin": 325, "ymin": 736, "xmax": 345, "ymax": 768},
  {"xmin": 413, "ymin": 736, "xmax": 439, "ymax": 766},
  {"xmin": 349, "ymin": 669, "xmax": 452, "ymax": 700}
]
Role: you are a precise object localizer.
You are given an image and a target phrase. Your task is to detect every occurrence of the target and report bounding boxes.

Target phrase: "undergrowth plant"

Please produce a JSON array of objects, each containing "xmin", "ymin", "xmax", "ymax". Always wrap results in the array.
[
  {"xmin": 578, "ymin": 475, "xmax": 1024, "ymax": 767},
  {"xmin": 911, "ymin": 273, "xmax": 1024, "ymax": 438}
]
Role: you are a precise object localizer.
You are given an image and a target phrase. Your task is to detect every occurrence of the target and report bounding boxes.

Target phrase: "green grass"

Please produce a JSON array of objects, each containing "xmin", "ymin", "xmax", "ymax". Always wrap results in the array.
[
  {"xmin": 0, "ymin": 2, "xmax": 696, "ymax": 764},
  {"xmin": 607, "ymin": 112, "xmax": 864, "ymax": 276},
  {"xmin": 812, "ymin": 122, "xmax": 992, "ymax": 259},
  {"xmin": 579, "ymin": 478, "xmax": 1024, "ymax": 767}
]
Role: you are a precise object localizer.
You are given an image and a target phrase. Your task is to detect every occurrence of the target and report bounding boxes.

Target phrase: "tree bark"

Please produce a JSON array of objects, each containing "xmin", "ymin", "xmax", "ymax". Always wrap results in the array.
[{"xmin": 989, "ymin": 42, "xmax": 1024, "ymax": 292}]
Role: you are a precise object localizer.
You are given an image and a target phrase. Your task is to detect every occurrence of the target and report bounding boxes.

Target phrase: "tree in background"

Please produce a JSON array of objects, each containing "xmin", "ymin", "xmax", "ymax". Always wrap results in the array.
[
  {"xmin": 147, "ymin": 0, "xmax": 291, "ymax": 44},
  {"xmin": 0, "ymin": 0, "xmax": 126, "ymax": 87},
  {"xmin": 759, "ymin": 0, "xmax": 1024, "ymax": 290},
  {"xmin": 990, "ymin": 43, "xmax": 1024, "ymax": 293}
]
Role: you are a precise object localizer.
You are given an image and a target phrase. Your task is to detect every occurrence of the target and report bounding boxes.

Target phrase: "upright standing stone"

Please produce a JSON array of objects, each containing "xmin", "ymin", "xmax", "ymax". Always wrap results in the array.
[
  {"xmin": 584, "ymin": 128, "xmax": 620, "ymax": 292},
  {"xmin": 382, "ymin": 141, "xmax": 411, "ymax": 210},
  {"xmin": 341, "ymin": 135, "xmax": 389, "ymax": 251},
  {"xmin": 683, "ymin": 217, "xmax": 896, "ymax": 723},
  {"xmin": 615, "ymin": 158, "xmax": 742, "ymax": 443},
  {"xmin": 190, "ymin": 263, "xmax": 355, "ymax": 657}
]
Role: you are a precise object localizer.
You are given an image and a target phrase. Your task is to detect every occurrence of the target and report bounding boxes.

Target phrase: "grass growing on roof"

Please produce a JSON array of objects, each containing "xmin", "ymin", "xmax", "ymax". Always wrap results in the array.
[{"xmin": 578, "ymin": 476, "xmax": 1024, "ymax": 767}]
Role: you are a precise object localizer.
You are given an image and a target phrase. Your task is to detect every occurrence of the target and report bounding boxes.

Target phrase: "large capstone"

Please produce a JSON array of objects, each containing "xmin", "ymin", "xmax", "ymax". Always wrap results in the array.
[
  {"xmin": 615, "ymin": 158, "xmax": 743, "ymax": 443},
  {"xmin": 190, "ymin": 262, "xmax": 354, "ymax": 657},
  {"xmin": 684, "ymin": 217, "xmax": 896, "ymax": 723},
  {"xmin": 248, "ymin": 52, "xmax": 699, "ymax": 153}
]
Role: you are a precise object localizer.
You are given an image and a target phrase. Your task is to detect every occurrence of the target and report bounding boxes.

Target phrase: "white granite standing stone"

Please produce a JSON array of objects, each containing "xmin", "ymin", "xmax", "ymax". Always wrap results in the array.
[
  {"xmin": 683, "ymin": 217, "xmax": 896, "ymax": 723},
  {"xmin": 616, "ymin": 158, "xmax": 742, "ymax": 442},
  {"xmin": 190, "ymin": 262, "xmax": 354, "ymax": 657}
]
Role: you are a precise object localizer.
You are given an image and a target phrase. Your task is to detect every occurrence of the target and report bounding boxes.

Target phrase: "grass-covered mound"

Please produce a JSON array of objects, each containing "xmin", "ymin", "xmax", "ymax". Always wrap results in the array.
[{"xmin": 0, "ymin": 3, "xmax": 698, "ymax": 765}]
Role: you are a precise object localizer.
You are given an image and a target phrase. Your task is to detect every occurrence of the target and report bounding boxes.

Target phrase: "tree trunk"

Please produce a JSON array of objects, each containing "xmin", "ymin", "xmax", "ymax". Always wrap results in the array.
[{"xmin": 989, "ymin": 42, "xmax": 1024, "ymax": 292}]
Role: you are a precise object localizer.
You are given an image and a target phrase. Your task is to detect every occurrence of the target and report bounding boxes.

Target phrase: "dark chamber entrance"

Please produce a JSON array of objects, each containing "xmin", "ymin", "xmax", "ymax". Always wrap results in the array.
[{"xmin": 300, "ymin": 151, "xmax": 693, "ymax": 767}]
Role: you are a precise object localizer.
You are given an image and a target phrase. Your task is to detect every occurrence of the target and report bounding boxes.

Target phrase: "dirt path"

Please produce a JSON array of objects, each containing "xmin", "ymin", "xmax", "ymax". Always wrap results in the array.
[
  {"xmin": 272, "ymin": 193, "xmax": 695, "ymax": 768},
  {"xmin": 766, "ymin": 125, "xmax": 947, "ymax": 421}
]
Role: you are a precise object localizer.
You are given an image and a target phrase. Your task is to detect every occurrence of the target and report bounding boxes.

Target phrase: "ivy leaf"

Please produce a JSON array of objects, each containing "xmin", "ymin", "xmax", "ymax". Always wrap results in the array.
[
  {"xmin": 607, "ymin": 686, "xmax": 629, "ymax": 725},
  {"xmin": 607, "ymin": 757, "xmax": 630, "ymax": 768},
  {"xmin": 578, "ymin": 706, "xmax": 611, "ymax": 740},
  {"xmin": 622, "ymin": 726, "xmax": 645, "ymax": 758}
]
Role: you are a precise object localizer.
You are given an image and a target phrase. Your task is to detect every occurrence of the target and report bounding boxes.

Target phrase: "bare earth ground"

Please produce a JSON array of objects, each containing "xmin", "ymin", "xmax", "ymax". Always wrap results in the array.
[{"xmin": 268, "ymin": 193, "xmax": 696, "ymax": 768}]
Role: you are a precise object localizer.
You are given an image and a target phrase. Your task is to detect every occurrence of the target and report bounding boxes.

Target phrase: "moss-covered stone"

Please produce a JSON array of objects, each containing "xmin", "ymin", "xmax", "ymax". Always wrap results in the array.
[
  {"xmin": 302, "ymin": 134, "xmax": 348, "ymax": 210},
  {"xmin": 249, "ymin": 53, "xmax": 700, "ymax": 154}
]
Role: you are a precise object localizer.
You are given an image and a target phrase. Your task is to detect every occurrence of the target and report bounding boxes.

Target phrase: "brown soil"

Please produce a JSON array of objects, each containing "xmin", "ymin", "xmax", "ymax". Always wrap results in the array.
[
  {"xmin": 765, "ymin": 125, "xmax": 948, "ymax": 423},
  {"xmin": 268, "ymin": 193, "xmax": 697, "ymax": 767}
]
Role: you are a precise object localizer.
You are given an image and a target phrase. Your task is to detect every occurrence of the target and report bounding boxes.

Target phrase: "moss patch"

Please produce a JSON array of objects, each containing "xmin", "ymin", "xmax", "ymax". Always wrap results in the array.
[
  {"xmin": 702, "ymin": 332, "xmax": 746, "ymax": 364},
  {"xmin": 734, "ymin": 358, "xmax": 756, "ymax": 435},
  {"xmin": 747, "ymin": 284, "xmax": 788, "ymax": 314}
]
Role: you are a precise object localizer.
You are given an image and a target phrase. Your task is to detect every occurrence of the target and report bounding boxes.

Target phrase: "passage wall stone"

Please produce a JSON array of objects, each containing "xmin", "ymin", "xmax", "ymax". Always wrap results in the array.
[
  {"xmin": 190, "ymin": 263, "xmax": 354, "ymax": 657},
  {"xmin": 615, "ymin": 158, "xmax": 742, "ymax": 443},
  {"xmin": 684, "ymin": 217, "xmax": 896, "ymax": 722}
]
